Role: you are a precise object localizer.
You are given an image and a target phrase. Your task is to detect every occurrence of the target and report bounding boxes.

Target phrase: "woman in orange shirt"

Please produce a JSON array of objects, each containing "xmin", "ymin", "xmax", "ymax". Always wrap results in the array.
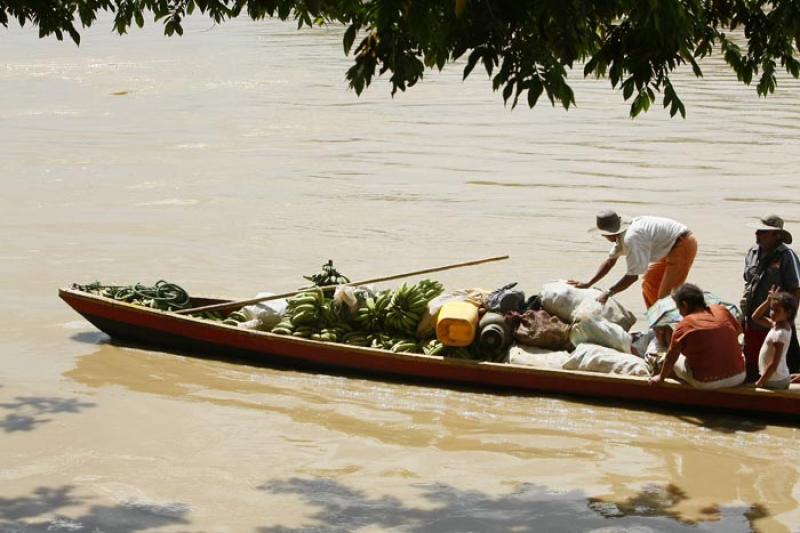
[{"xmin": 649, "ymin": 283, "xmax": 746, "ymax": 389}]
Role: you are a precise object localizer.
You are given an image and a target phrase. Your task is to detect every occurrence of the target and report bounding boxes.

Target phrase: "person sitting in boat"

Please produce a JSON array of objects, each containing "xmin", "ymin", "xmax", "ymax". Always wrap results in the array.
[
  {"xmin": 649, "ymin": 283, "xmax": 746, "ymax": 389},
  {"xmin": 568, "ymin": 210, "xmax": 697, "ymax": 309},
  {"xmin": 751, "ymin": 286, "xmax": 797, "ymax": 390}
]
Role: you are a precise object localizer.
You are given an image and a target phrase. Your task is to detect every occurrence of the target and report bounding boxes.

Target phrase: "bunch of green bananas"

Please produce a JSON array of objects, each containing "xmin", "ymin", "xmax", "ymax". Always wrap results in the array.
[
  {"xmin": 354, "ymin": 291, "xmax": 392, "ymax": 332},
  {"xmin": 341, "ymin": 331, "xmax": 371, "ymax": 347},
  {"xmin": 384, "ymin": 282, "xmax": 431, "ymax": 335},
  {"xmin": 270, "ymin": 289, "xmax": 355, "ymax": 341},
  {"xmin": 288, "ymin": 288, "xmax": 325, "ymax": 325},
  {"xmin": 303, "ymin": 260, "xmax": 350, "ymax": 295},
  {"xmin": 365, "ymin": 333, "xmax": 419, "ymax": 353},
  {"xmin": 416, "ymin": 279, "xmax": 445, "ymax": 301},
  {"xmin": 421, "ymin": 339, "xmax": 445, "ymax": 356},
  {"xmin": 222, "ymin": 310, "xmax": 249, "ymax": 326}
]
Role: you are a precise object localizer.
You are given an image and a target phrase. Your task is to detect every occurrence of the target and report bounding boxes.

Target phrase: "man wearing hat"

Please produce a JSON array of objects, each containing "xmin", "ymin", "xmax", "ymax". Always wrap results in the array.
[
  {"xmin": 569, "ymin": 210, "xmax": 697, "ymax": 308},
  {"xmin": 742, "ymin": 215, "xmax": 800, "ymax": 379}
]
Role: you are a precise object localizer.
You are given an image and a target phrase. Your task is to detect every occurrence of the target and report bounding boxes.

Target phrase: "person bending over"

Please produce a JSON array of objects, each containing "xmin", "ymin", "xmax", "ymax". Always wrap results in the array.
[{"xmin": 569, "ymin": 210, "xmax": 697, "ymax": 309}]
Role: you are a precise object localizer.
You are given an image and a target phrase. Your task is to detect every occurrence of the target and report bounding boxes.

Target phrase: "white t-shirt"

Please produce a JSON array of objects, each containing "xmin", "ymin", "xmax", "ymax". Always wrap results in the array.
[
  {"xmin": 758, "ymin": 327, "xmax": 791, "ymax": 383},
  {"xmin": 608, "ymin": 216, "xmax": 688, "ymax": 276}
]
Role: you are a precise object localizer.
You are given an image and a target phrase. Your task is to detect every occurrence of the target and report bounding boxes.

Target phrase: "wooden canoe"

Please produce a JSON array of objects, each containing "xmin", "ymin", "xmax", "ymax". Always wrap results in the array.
[{"xmin": 59, "ymin": 287, "xmax": 800, "ymax": 420}]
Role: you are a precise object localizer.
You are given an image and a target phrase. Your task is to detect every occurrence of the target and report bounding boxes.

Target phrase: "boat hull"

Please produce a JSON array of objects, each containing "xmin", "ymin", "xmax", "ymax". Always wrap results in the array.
[{"xmin": 59, "ymin": 288, "xmax": 800, "ymax": 420}]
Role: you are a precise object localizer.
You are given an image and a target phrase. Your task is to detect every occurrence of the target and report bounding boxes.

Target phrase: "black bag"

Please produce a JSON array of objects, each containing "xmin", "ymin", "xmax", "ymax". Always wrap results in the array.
[{"xmin": 486, "ymin": 282, "xmax": 526, "ymax": 313}]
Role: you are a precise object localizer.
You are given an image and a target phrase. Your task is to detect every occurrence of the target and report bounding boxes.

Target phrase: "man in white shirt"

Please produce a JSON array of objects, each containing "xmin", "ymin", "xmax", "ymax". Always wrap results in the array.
[{"xmin": 569, "ymin": 210, "xmax": 697, "ymax": 309}]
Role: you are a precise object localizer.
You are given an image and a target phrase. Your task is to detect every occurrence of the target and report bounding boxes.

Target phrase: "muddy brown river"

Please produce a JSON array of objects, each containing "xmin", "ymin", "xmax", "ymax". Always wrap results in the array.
[{"xmin": 1, "ymin": 15, "xmax": 799, "ymax": 532}]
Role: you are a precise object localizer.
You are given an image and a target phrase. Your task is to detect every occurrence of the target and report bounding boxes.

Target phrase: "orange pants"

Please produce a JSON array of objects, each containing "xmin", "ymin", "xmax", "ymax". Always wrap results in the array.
[{"xmin": 642, "ymin": 233, "xmax": 698, "ymax": 309}]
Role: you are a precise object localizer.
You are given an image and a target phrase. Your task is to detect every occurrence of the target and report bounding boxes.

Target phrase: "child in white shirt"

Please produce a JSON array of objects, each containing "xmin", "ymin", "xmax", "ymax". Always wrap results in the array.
[{"xmin": 751, "ymin": 286, "xmax": 797, "ymax": 389}]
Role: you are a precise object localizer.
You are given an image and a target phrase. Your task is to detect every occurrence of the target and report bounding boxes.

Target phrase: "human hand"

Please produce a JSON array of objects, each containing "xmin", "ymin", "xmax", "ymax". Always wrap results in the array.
[
  {"xmin": 596, "ymin": 291, "xmax": 610, "ymax": 305},
  {"xmin": 567, "ymin": 280, "xmax": 591, "ymax": 289},
  {"xmin": 648, "ymin": 375, "xmax": 664, "ymax": 386},
  {"xmin": 768, "ymin": 284, "xmax": 781, "ymax": 301},
  {"xmin": 755, "ymin": 377, "xmax": 767, "ymax": 388}
]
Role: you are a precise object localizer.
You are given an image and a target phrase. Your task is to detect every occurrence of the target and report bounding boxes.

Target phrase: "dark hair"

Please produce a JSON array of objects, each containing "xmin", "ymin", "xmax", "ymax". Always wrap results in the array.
[
  {"xmin": 773, "ymin": 292, "xmax": 798, "ymax": 322},
  {"xmin": 672, "ymin": 283, "xmax": 708, "ymax": 312}
]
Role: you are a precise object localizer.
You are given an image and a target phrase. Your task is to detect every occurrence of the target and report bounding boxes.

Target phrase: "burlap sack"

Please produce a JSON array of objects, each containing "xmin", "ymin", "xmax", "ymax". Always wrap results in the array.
[{"xmin": 514, "ymin": 309, "xmax": 573, "ymax": 351}]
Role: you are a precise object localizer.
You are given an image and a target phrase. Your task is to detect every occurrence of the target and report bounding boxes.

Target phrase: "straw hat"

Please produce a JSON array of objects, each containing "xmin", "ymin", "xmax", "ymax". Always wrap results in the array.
[
  {"xmin": 746, "ymin": 214, "xmax": 793, "ymax": 245},
  {"xmin": 593, "ymin": 209, "xmax": 632, "ymax": 236}
]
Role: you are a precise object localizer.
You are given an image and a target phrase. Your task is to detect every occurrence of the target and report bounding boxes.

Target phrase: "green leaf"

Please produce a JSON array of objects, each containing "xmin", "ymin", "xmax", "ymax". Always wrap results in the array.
[
  {"xmin": 630, "ymin": 94, "xmax": 643, "ymax": 117},
  {"xmin": 463, "ymin": 48, "xmax": 481, "ymax": 80},
  {"xmin": 622, "ymin": 78, "xmax": 634, "ymax": 100},
  {"xmin": 134, "ymin": 10, "xmax": 144, "ymax": 28},
  {"xmin": 584, "ymin": 56, "xmax": 599, "ymax": 77},
  {"xmin": 343, "ymin": 24, "xmax": 357, "ymax": 55},
  {"xmin": 68, "ymin": 26, "xmax": 80, "ymax": 45},
  {"xmin": 561, "ymin": 83, "xmax": 575, "ymax": 110},
  {"xmin": 527, "ymin": 78, "xmax": 544, "ymax": 108},
  {"xmin": 502, "ymin": 81, "xmax": 513, "ymax": 103},
  {"xmin": 482, "ymin": 54, "xmax": 494, "ymax": 76}
]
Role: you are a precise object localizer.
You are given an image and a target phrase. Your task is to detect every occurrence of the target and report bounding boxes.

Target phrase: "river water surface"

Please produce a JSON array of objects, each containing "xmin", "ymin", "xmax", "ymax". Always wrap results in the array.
[{"xmin": 2, "ymin": 15, "xmax": 800, "ymax": 532}]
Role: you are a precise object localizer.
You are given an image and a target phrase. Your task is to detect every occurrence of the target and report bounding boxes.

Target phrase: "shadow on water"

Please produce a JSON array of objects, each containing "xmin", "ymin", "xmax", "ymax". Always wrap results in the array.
[
  {"xmin": 673, "ymin": 414, "xmax": 767, "ymax": 434},
  {"xmin": 0, "ymin": 396, "xmax": 96, "ymax": 433},
  {"xmin": 256, "ymin": 478, "xmax": 768, "ymax": 533},
  {"xmin": 0, "ymin": 485, "xmax": 189, "ymax": 532},
  {"xmin": 70, "ymin": 331, "xmax": 110, "ymax": 345}
]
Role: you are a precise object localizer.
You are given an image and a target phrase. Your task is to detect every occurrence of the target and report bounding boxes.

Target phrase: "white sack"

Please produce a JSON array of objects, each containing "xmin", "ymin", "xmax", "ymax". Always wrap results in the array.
[
  {"xmin": 540, "ymin": 281, "xmax": 637, "ymax": 331},
  {"xmin": 562, "ymin": 343, "xmax": 650, "ymax": 377},
  {"xmin": 241, "ymin": 292, "xmax": 287, "ymax": 331},
  {"xmin": 508, "ymin": 345, "xmax": 571, "ymax": 369},
  {"xmin": 569, "ymin": 317, "xmax": 632, "ymax": 353}
]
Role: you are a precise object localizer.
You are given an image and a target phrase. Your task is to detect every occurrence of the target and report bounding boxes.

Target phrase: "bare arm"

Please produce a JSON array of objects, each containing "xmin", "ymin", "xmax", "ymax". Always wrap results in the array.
[
  {"xmin": 597, "ymin": 274, "xmax": 639, "ymax": 304},
  {"xmin": 568, "ymin": 257, "xmax": 617, "ymax": 289},
  {"xmin": 649, "ymin": 345, "xmax": 681, "ymax": 386},
  {"xmin": 751, "ymin": 297, "xmax": 774, "ymax": 329}
]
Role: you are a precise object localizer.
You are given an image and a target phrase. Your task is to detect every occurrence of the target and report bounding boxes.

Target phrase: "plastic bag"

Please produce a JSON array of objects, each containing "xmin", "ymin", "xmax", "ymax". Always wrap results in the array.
[
  {"xmin": 514, "ymin": 309, "xmax": 573, "ymax": 351},
  {"xmin": 562, "ymin": 343, "xmax": 650, "ymax": 377},
  {"xmin": 241, "ymin": 293, "xmax": 287, "ymax": 331},
  {"xmin": 486, "ymin": 282, "xmax": 526, "ymax": 313},
  {"xmin": 540, "ymin": 281, "xmax": 637, "ymax": 331},
  {"xmin": 333, "ymin": 285, "xmax": 375, "ymax": 314}
]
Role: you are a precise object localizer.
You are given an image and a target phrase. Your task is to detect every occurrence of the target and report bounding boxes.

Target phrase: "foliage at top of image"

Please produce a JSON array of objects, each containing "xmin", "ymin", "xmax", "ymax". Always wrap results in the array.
[{"xmin": 2, "ymin": 0, "xmax": 799, "ymax": 117}]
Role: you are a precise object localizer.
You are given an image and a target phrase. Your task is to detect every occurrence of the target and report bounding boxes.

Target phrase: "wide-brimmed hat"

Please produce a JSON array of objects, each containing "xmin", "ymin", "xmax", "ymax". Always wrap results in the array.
[
  {"xmin": 592, "ymin": 209, "xmax": 632, "ymax": 236},
  {"xmin": 746, "ymin": 214, "xmax": 793, "ymax": 245}
]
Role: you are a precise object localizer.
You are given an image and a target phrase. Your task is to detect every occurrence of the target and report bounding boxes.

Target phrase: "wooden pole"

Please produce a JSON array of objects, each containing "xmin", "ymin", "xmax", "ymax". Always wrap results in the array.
[{"xmin": 177, "ymin": 254, "xmax": 510, "ymax": 315}]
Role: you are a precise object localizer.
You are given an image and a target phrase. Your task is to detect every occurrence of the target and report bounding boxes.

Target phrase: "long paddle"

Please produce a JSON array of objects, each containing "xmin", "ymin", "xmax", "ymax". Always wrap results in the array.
[{"xmin": 177, "ymin": 254, "xmax": 510, "ymax": 315}]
